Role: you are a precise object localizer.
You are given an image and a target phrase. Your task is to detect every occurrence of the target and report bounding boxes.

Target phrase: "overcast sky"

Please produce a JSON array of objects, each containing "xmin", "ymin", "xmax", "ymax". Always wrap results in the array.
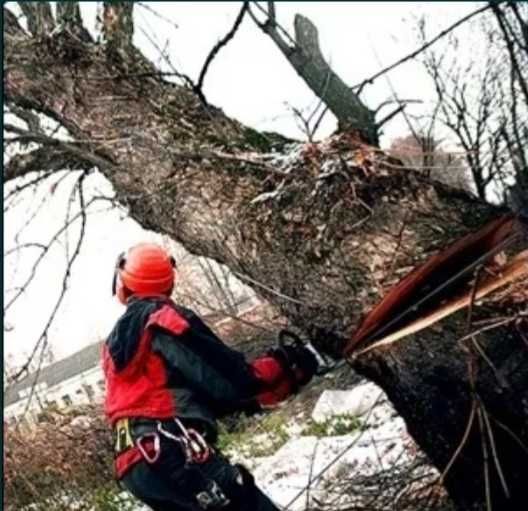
[{"xmin": 4, "ymin": 2, "xmax": 481, "ymax": 369}]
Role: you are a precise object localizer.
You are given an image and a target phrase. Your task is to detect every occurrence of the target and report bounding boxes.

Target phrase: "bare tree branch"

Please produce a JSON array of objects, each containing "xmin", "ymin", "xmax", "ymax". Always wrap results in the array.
[
  {"xmin": 55, "ymin": 1, "xmax": 82, "ymax": 27},
  {"xmin": 250, "ymin": 2, "xmax": 377, "ymax": 144},
  {"xmin": 507, "ymin": 2, "xmax": 528, "ymax": 51},
  {"xmin": 491, "ymin": 3, "xmax": 528, "ymax": 103},
  {"xmin": 421, "ymin": 4, "xmax": 528, "ymax": 203},
  {"xmin": 4, "ymin": 7, "xmax": 26, "ymax": 37},
  {"xmin": 136, "ymin": 2, "xmax": 180, "ymax": 31},
  {"xmin": 3, "ymin": 126, "xmax": 116, "ymax": 181},
  {"xmin": 17, "ymin": 174, "xmax": 89, "ymax": 400},
  {"xmin": 4, "ymin": 184, "xmax": 93, "ymax": 315},
  {"xmin": 195, "ymin": 2, "xmax": 249, "ymax": 104},
  {"xmin": 7, "ymin": 106, "xmax": 43, "ymax": 134},
  {"xmin": 4, "ymin": 145, "xmax": 94, "ymax": 182},
  {"xmin": 54, "ymin": 1, "xmax": 92, "ymax": 42},
  {"xmin": 17, "ymin": 1, "xmax": 54, "ymax": 37},
  {"xmin": 4, "ymin": 171, "xmax": 58, "ymax": 205},
  {"xmin": 376, "ymin": 104, "xmax": 407, "ymax": 130},
  {"xmin": 354, "ymin": 3, "xmax": 493, "ymax": 94},
  {"xmin": 4, "ymin": 243, "xmax": 47, "ymax": 257}
]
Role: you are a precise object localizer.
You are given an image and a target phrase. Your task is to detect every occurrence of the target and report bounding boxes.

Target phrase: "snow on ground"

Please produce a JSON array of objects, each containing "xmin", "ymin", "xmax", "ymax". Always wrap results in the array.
[
  {"xmin": 311, "ymin": 384, "xmax": 383, "ymax": 423},
  {"xmin": 230, "ymin": 382, "xmax": 412, "ymax": 510}
]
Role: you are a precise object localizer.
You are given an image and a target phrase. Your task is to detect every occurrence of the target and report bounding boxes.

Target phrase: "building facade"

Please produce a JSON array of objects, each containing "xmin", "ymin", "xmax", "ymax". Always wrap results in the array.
[{"xmin": 4, "ymin": 341, "xmax": 105, "ymax": 426}]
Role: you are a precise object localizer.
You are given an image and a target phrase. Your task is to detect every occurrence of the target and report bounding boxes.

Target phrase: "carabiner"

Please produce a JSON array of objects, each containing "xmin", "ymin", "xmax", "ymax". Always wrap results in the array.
[
  {"xmin": 173, "ymin": 418, "xmax": 212, "ymax": 464},
  {"xmin": 136, "ymin": 432, "xmax": 160, "ymax": 464},
  {"xmin": 157, "ymin": 421, "xmax": 185, "ymax": 443}
]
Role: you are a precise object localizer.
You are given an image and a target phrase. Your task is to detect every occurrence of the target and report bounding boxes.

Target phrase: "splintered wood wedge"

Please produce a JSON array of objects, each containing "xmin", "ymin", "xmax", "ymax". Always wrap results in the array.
[
  {"xmin": 353, "ymin": 250, "xmax": 528, "ymax": 357},
  {"xmin": 344, "ymin": 214, "xmax": 526, "ymax": 357}
]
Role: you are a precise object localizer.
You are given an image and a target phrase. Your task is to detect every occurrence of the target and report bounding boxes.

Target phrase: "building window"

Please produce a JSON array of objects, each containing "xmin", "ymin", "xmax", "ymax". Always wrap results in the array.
[{"xmin": 62, "ymin": 394, "xmax": 72, "ymax": 406}]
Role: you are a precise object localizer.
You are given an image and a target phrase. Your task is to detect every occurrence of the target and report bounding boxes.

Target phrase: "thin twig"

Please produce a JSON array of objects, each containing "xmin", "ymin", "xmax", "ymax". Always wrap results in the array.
[
  {"xmin": 136, "ymin": 2, "xmax": 180, "ymax": 31},
  {"xmin": 476, "ymin": 405, "xmax": 493, "ymax": 511},
  {"xmin": 232, "ymin": 271, "xmax": 308, "ymax": 306},
  {"xmin": 491, "ymin": 416, "xmax": 528, "ymax": 455},
  {"xmin": 195, "ymin": 2, "xmax": 249, "ymax": 103},
  {"xmin": 466, "ymin": 264, "xmax": 484, "ymax": 329},
  {"xmin": 470, "ymin": 337, "xmax": 508, "ymax": 389},
  {"xmin": 21, "ymin": 172, "xmax": 89, "ymax": 413},
  {"xmin": 306, "ymin": 440, "xmax": 319, "ymax": 510},
  {"xmin": 481, "ymin": 401, "xmax": 510, "ymax": 498},
  {"xmin": 354, "ymin": 3, "xmax": 493, "ymax": 94},
  {"xmin": 438, "ymin": 398, "xmax": 477, "ymax": 485}
]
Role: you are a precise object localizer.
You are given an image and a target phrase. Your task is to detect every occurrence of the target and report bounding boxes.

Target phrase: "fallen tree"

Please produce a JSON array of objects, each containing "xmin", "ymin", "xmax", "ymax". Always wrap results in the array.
[{"xmin": 4, "ymin": 3, "xmax": 527, "ymax": 509}]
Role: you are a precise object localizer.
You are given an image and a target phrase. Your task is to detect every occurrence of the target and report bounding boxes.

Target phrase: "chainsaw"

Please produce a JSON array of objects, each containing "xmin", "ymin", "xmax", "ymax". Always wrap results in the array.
[{"xmin": 277, "ymin": 329, "xmax": 347, "ymax": 376}]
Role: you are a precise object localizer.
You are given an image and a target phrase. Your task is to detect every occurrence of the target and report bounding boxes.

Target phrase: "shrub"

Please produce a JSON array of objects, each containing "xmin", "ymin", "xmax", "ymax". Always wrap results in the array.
[{"xmin": 3, "ymin": 404, "xmax": 132, "ymax": 510}]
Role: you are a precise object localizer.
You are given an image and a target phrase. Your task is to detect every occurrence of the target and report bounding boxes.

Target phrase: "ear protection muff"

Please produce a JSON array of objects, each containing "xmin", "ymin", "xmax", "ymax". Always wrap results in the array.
[{"xmin": 111, "ymin": 252, "xmax": 126, "ymax": 296}]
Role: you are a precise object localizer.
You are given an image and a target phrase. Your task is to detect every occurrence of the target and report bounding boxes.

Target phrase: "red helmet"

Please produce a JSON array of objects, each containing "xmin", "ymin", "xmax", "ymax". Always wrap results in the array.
[{"xmin": 112, "ymin": 243, "xmax": 176, "ymax": 304}]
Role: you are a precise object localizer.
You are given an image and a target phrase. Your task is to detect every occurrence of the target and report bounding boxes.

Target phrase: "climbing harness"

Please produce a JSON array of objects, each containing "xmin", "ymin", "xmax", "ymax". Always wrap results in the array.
[{"xmin": 113, "ymin": 415, "xmax": 213, "ymax": 479}]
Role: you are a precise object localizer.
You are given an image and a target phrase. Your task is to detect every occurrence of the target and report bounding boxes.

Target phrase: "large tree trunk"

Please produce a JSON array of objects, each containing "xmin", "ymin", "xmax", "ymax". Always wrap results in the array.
[{"xmin": 4, "ymin": 12, "xmax": 527, "ymax": 510}]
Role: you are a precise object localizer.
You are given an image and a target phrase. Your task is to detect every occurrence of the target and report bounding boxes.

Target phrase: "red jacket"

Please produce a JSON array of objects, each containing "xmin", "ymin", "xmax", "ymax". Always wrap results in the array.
[{"xmin": 103, "ymin": 297, "xmax": 293, "ymax": 427}]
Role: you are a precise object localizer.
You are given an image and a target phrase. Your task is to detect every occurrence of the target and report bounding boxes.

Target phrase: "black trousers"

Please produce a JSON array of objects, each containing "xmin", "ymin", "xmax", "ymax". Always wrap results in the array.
[{"xmin": 121, "ymin": 436, "xmax": 279, "ymax": 511}]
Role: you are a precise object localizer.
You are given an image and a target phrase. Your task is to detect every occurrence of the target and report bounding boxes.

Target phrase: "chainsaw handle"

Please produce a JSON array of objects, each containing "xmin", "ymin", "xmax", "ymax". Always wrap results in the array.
[{"xmin": 278, "ymin": 329, "xmax": 305, "ymax": 349}]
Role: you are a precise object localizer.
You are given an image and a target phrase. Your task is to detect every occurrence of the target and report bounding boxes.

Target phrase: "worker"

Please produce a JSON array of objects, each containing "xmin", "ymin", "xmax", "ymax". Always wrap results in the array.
[{"xmin": 102, "ymin": 242, "xmax": 318, "ymax": 510}]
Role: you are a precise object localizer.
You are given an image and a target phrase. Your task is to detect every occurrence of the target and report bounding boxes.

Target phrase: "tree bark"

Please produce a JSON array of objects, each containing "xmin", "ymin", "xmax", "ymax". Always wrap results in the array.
[{"xmin": 4, "ymin": 11, "xmax": 528, "ymax": 510}]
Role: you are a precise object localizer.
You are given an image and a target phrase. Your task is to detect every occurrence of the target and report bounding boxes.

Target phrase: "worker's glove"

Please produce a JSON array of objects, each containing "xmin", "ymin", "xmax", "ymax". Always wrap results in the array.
[
  {"xmin": 250, "ymin": 355, "xmax": 298, "ymax": 408},
  {"xmin": 250, "ymin": 331, "xmax": 319, "ymax": 408}
]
